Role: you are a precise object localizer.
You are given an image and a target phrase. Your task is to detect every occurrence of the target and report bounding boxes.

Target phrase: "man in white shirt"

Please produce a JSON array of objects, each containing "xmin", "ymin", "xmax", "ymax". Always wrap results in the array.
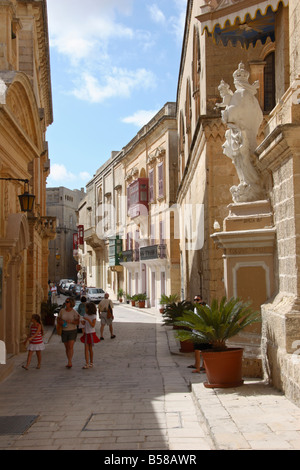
[{"xmin": 97, "ymin": 293, "xmax": 116, "ymax": 340}]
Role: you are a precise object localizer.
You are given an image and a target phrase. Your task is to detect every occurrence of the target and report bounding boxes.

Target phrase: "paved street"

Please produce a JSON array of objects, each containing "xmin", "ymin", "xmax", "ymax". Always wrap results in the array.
[
  {"xmin": 0, "ymin": 304, "xmax": 213, "ymax": 451},
  {"xmin": 1, "ymin": 301, "xmax": 300, "ymax": 452}
]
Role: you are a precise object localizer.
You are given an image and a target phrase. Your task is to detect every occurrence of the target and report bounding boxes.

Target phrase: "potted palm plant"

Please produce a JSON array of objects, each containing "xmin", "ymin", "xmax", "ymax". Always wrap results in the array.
[
  {"xmin": 175, "ymin": 297, "xmax": 261, "ymax": 388},
  {"xmin": 136, "ymin": 293, "xmax": 148, "ymax": 308},
  {"xmin": 159, "ymin": 293, "xmax": 180, "ymax": 313},
  {"xmin": 162, "ymin": 300, "xmax": 195, "ymax": 352},
  {"xmin": 118, "ymin": 288, "xmax": 124, "ymax": 302},
  {"xmin": 130, "ymin": 294, "xmax": 138, "ymax": 307}
]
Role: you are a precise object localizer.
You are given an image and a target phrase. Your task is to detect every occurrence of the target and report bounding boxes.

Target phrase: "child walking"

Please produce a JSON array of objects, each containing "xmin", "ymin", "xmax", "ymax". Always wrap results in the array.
[
  {"xmin": 22, "ymin": 314, "xmax": 45, "ymax": 370},
  {"xmin": 80, "ymin": 302, "xmax": 100, "ymax": 368}
]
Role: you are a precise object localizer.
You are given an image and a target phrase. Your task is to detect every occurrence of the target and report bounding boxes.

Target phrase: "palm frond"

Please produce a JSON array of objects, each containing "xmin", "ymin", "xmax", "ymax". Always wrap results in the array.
[{"xmin": 174, "ymin": 297, "xmax": 261, "ymax": 350}]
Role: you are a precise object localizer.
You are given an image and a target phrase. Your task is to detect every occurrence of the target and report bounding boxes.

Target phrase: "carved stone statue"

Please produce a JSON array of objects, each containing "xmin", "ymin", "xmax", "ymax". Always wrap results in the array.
[{"xmin": 218, "ymin": 63, "xmax": 265, "ymax": 203}]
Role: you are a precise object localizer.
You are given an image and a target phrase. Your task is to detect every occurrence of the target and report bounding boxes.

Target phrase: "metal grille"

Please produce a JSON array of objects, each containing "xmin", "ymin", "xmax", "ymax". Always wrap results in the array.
[{"xmin": 0, "ymin": 416, "xmax": 38, "ymax": 435}]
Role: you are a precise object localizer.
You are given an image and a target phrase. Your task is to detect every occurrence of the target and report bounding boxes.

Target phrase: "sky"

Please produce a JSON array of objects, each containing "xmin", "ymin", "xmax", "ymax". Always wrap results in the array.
[{"xmin": 46, "ymin": 0, "xmax": 188, "ymax": 191}]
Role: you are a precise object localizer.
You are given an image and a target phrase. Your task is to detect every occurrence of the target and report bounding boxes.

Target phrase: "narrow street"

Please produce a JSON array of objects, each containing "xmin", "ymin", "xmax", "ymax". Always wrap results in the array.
[{"xmin": 0, "ymin": 303, "xmax": 213, "ymax": 451}]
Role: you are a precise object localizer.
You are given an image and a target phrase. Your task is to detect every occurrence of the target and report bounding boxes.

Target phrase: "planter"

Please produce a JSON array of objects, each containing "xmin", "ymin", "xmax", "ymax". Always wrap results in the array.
[
  {"xmin": 138, "ymin": 300, "xmax": 145, "ymax": 308},
  {"xmin": 201, "ymin": 348, "xmax": 244, "ymax": 388},
  {"xmin": 119, "ymin": 298, "xmax": 123, "ymax": 303},
  {"xmin": 179, "ymin": 340, "xmax": 194, "ymax": 353},
  {"xmin": 131, "ymin": 301, "xmax": 136, "ymax": 307}
]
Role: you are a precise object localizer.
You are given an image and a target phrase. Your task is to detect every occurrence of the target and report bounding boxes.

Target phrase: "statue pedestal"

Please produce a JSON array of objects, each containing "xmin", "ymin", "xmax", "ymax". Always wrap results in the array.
[{"xmin": 211, "ymin": 200, "xmax": 276, "ymax": 377}]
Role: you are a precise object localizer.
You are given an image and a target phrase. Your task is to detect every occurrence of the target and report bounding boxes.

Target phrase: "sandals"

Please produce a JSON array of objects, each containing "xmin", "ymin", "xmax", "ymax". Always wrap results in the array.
[{"xmin": 82, "ymin": 363, "xmax": 94, "ymax": 369}]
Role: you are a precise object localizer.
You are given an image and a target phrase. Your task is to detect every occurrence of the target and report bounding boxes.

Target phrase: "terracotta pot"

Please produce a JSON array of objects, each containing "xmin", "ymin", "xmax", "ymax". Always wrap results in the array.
[
  {"xmin": 138, "ymin": 301, "xmax": 145, "ymax": 308},
  {"xmin": 202, "ymin": 348, "xmax": 244, "ymax": 388},
  {"xmin": 131, "ymin": 301, "xmax": 136, "ymax": 307},
  {"xmin": 179, "ymin": 340, "xmax": 194, "ymax": 353}
]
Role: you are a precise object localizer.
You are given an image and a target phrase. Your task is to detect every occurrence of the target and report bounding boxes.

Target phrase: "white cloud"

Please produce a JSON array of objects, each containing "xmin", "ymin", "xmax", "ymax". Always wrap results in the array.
[
  {"xmin": 47, "ymin": 0, "xmax": 134, "ymax": 63},
  {"xmin": 148, "ymin": 5, "xmax": 166, "ymax": 24},
  {"xmin": 79, "ymin": 171, "xmax": 92, "ymax": 182},
  {"xmin": 48, "ymin": 164, "xmax": 75, "ymax": 183},
  {"xmin": 122, "ymin": 109, "xmax": 159, "ymax": 127},
  {"xmin": 47, "ymin": 164, "xmax": 91, "ymax": 186},
  {"xmin": 71, "ymin": 69, "xmax": 156, "ymax": 103}
]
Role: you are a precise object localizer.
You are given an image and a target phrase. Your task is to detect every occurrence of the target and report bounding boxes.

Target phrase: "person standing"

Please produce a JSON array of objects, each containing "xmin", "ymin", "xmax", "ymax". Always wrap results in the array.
[
  {"xmin": 22, "ymin": 314, "xmax": 45, "ymax": 370},
  {"xmin": 98, "ymin": 293, "xmax": 116, "ymax": 340},
  {"xmin": 57, "ymin": 297, "xmax": 80, "ymax": 368},
  {"xmin": 80, "ymin": 302, "xmax": 100, "ymax": 368}
]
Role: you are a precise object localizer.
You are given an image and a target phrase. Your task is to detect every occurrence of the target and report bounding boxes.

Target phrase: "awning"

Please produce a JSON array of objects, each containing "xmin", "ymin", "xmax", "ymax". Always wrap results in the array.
[{"xmin": 198, "ymin": 0, "xmax": 289, "ymax": 48}]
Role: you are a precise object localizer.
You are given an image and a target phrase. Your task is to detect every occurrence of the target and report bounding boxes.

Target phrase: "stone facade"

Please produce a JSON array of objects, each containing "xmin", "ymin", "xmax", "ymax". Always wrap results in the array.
[
  {"xmin": 191, "ymin": 0, "xmax": 300, "ymax": 404},
  {"xmin": 77, "ymin": 104, "xmax": 180, "ymax": 306},
  {"xmin": 0, "ymin": 0, "xmax": 54, "ymax": 378},
  {"xmin": 46, "ymin": 187, "xmax": 85, "ymax": 283}
]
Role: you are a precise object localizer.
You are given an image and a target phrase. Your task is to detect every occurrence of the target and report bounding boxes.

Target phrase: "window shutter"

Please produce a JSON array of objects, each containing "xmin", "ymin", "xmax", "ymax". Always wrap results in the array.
[
  {"xmin": 158, "ymin": 163, "xmax": 164, "ymax": 198},
  {"xmin": 149, "ymin": 169, "xmax": 154, "ymax": 202}
]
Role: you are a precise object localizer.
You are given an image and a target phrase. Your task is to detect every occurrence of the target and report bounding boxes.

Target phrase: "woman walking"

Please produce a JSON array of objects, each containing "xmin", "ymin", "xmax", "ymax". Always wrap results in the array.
[{"xmin": 57, "ymin": 298, "xmax": 80, "ymax": 368}]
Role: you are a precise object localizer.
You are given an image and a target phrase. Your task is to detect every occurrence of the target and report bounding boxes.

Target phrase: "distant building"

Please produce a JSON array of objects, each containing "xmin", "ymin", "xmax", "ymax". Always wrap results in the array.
[{"xmin": 46, "ymin": 187, "xmax": 85, "ymax": 283}]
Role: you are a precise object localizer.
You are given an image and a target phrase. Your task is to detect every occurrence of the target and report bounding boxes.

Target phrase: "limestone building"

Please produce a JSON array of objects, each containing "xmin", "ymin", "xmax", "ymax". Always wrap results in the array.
[
  {"xmin": 77, "ymin": 103, "xmax": 180, "ymax": 305},
  {"xmin": 46, "ymin": 187, "xmax": 85, "ymax": 283},
  {"xmin": 0, "ymin": 0, "xmax": 54, "ymax": 378},
  {"xmin": 183, "ymin": 0, "xmax": 298, "ymax": 404}
]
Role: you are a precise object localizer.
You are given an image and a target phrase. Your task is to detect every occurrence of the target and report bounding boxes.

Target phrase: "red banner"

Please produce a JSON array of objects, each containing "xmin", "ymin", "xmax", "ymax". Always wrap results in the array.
[
  {"xmin": 73, "ymin": 233, "xmax": 78, "ymax": 250},
  {"xmin": 78, "ymin": 225, "xmax": 84, "ymax": 244}
]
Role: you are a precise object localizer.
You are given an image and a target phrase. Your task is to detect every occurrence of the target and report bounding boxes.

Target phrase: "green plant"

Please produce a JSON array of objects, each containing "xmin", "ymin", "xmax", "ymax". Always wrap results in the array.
[
  {"xmin": 159, "ymin": 293, "xmax": 180, "ymax": 306},
  {"xmin": 162, "ymin": 300, "xmax": 194, "ymax": 326},
  {"xmin": 117, "ymin": 288, "xmax": 124, "ymax": 298},
  {"xmin": 136, "ymin": 293, "xmax": 148, "ymax": 301},
  {"xmin": 175, "ymin": 297, "xmax": 261, "ymax": 351}
]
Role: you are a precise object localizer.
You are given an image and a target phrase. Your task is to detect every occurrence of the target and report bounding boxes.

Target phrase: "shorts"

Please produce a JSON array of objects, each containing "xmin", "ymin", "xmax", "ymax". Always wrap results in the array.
[
  {"xmin": 100, "ymin": 312, "xmax": 113, "ymax": 326},
  {"xmin": 61, "ymin": 329, "xmax": 78, "ymax": 343}
]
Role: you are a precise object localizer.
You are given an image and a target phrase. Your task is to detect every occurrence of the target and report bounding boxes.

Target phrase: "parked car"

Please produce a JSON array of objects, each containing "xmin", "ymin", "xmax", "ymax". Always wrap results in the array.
[
  {"xmin": 69, "ymin": 284, "xmax": 82, "ymax": 299},
  {"xmin": 85, "ymin": 287, "xmax": 105, "ymax": 304},
  {"xmin": 58, "ymin": 279, "xmax": 74, "ymax": 294},
  {"xmin": 63, "ymin": 282, "xmax": 76, "ymax": 295}
]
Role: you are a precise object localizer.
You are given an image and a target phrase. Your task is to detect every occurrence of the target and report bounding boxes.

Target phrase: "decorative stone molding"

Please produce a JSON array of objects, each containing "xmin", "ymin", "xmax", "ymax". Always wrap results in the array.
[
  {"xmin": 147, "ymin": 147, "xmax": 166, "ymax": 165},
  {"xmin": 125, "ymin": 167, "xmax": 139, "ymax": 182}
]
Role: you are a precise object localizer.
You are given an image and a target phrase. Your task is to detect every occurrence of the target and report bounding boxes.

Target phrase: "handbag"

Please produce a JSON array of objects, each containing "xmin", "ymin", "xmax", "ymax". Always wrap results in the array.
[{"xmin": 56, "ymin": 320, "xmax": 62, "ymax": 336}]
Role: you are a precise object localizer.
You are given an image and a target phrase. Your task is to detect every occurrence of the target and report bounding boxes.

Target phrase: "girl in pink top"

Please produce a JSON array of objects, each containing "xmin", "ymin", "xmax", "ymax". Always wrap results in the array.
[{"xmin": 22, "ymin": 314, "xmax": 45, "ymax": 370}]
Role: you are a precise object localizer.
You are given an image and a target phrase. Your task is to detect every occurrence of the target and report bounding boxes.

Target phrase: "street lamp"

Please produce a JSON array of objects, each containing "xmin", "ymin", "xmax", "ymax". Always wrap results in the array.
[{"xmin": 0, "ymin": 177, "xmax": 35, "ymax": 212}]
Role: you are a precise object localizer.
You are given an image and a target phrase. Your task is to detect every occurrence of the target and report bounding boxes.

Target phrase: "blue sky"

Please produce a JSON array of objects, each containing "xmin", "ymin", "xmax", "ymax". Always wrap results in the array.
[{"xmin": 46, "ymin": 0, "xmax": 188, "ymax": 191}]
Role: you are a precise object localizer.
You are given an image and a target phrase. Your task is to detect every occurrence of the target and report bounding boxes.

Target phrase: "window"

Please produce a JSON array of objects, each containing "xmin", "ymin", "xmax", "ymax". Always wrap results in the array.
[
  {"xmin": 127, "ymin": 178, "xmax": 149, "ymax": 218},
  {"xmin": 158, "ymin": 163, "xmax": 164, "ymax": 199},
  {"xmin": 264, "ymin": 52, "xmax": 275, "ymax": 112},
  {"xmin": 192, "ymin": 26, "xmax": 201, "ymax": 121},
  {"xmin": 149, "ymin": 169, "xmax": 154, "ymax": 203}
]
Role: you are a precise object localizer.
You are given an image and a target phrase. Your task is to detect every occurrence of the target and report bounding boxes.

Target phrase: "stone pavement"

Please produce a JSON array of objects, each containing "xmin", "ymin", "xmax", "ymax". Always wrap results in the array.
[
  {"xmin": 0, "ymin": 302, "xmax": 299, "ymax": 451},
  {"xmin": 165, "ymin": 324, "xmax": 300, "ymax": 450}
]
